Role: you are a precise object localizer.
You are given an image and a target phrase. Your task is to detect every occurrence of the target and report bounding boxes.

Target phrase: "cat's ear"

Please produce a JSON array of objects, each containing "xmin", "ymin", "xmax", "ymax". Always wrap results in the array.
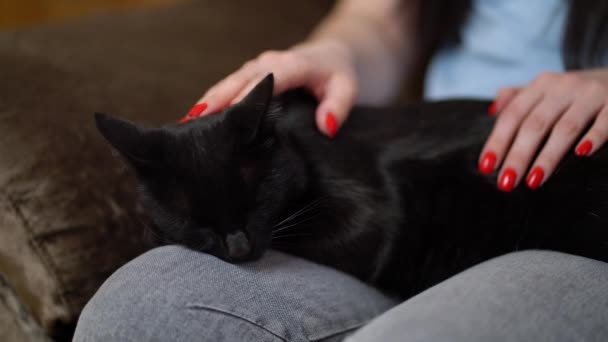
[
  {"xmin": 229, "ymin": 73, "xmax": 274, "ymax": 142},
  {"xmin": 94, "ymin": 112, "xmax": 163, "ymax": 170}
]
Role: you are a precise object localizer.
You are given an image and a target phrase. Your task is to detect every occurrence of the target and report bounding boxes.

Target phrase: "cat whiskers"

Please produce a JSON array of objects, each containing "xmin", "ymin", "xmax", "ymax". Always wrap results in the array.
[
  {"xmin": 272, "ymin": 212, "xmax": 322, "ymax": 234},
  {"xmin": 272, "ymin": 197, "xmax": 328, "ymax": 231},
  {"xmin": 272, "ymin": 232, "xmax": 316, "ymax": 240},
  {"xmin": 268, "ymin": 197, "xmax": 330, "ymax": 248}
]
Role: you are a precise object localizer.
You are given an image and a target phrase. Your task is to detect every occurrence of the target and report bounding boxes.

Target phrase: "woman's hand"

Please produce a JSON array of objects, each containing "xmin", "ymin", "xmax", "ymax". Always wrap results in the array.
[
  {"xmin": 184, "ymin": 0, "xmax": 412, "ymax": 137},
  {"xmin": 186, "ymin": 40, "xmax": 358, "ymax": 138},
  {"xmin": 479, "ymin": 69, "xmax": 608, "ymax": 191}
]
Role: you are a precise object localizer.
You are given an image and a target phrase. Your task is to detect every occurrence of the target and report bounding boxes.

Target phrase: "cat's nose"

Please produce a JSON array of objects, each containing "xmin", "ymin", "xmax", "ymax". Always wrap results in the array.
[{"xmin": 225, "ymin": 231, "xmax": 252, "ymax": 261}]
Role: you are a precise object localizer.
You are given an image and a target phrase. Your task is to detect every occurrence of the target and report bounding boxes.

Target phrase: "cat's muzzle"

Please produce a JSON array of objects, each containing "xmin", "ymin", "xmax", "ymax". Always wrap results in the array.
[{"xmin": 225, "ymin": 231, "xmax": 252, "ymax": 261}]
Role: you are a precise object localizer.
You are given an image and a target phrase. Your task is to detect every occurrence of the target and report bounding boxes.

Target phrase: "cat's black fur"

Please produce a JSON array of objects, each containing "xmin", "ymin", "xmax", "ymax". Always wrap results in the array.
[{"xmin": 95, "ymin": 74, "xmax": 608, "ymax": 298}]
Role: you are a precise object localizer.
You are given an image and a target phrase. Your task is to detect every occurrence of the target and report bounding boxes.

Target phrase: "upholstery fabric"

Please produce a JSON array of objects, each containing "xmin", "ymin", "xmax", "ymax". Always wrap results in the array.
[{"xmin": 0, "ymin": 0, "xmax": 330, "ymax": 338}]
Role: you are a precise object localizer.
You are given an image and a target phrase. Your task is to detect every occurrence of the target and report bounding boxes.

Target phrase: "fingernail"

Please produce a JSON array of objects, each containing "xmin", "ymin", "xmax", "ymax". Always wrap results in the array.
[
  {"xmin": 325, "ymin": 112, "xmax": 338, "ymax": 138},
  {"xmin": 488, "ymin": 101, "xmax": 497, "ymax": 116},
  {"xmin": 478, "ymin": 151, "xmax": 497, "ymax": 175},
  {"xmin": 178, "ymin": 116, "xmax": 190, "ymax": 124},
  {"xmin": 575, "ymin": 140, "xmax": 593, "ymax": 157},
  {"xmin": 498, "ymin": 168, "xmax": 517, "ymax": 192},
  {"xmin": 526, "ymin": 166, "xmax": 544, "ymax": 190},
  {"xmin": 187, "ymin": 102, "xmax": 208, "ymax": 118}
]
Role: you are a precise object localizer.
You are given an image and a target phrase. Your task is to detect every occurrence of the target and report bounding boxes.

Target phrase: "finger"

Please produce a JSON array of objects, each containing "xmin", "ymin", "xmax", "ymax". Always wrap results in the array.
[
  {"xmin": 574, "ymin": 106, "xmax": 608, "ymax": 157},
  {"xmin": 230, "ymin": 72, "xmax": 266, "ymax": 106},
  {"xmin": 478, "ymin": 86, "xmax": 543, "ymax": 177},
  {"xmin": 196, "ymin": 63, "xmax": 258, "ymax": 115},
  {"xmin": 526, "ymin": 97, "xmax": 603, "ymax": 189},
  {"xmin": 200, "ymin": 74, "xmax": 252, "ymax": 114},
  {"xmin": 498, "ymin": 93, "xmax": 572, "ymax": 191},
  {"xmin": 315, "ymin": 73, "xmax": 357, "ymax": 138},
  {"xmin": 491, "ymin": 87, "xmax": 521, "ymax": 115}
]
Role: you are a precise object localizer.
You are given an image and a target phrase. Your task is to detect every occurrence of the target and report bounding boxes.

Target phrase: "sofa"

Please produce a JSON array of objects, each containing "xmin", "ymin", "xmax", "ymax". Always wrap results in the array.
[{"xmin": 0, "ymin": 1, "xmax": 332, "ymax": 340}]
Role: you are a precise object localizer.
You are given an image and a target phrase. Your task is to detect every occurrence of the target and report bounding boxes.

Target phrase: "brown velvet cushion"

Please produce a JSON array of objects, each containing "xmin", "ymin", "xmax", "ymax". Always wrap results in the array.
[
  {"xmin": 0, "ymin": 0, "xmax": 330, "ymax": 338},
  {"xmin": 0, "ymin": 274, "xmax": 50, "ymax": 342}
]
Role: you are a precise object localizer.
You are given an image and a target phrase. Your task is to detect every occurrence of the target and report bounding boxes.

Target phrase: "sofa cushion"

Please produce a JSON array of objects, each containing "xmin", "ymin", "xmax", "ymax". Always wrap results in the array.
[
  {"xmin": 0, "ymin": 0, "xmax": 330, "ymax": 338},
  {"xmin": 0, "ymin": 274, "xmax": 50, "ymax": 342}
]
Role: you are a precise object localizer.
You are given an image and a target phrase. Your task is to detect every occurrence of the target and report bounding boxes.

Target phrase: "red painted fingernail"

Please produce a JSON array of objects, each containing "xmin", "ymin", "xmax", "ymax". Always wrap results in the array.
[
  {"xmin": 478, "ymin": 151, "xmax": 497, "ymax": 175},
  {"xmin": 498, "ymin": 168, "xmax": 517, "ymax": 192},
  {"xmin": 488, "ymin": 102, "xmax": 497, "ymax": 116},
  {"xmin": 575, "ymin": 140, "xmax": 593, "ymax": 157},
  {"xmin": 187, "ymin": 102, "xmax": 208, "ymax": 118},
  {"xmin": 178, "ymin": 116, "xmax": 190, "ymax": 124},
  {"xmin": 325, "ymin": 112, "xmax": 338, "ymax": 138},
  {"xmin": 526, "ymin": 166, "xmax": 545, "ymax": 190}
]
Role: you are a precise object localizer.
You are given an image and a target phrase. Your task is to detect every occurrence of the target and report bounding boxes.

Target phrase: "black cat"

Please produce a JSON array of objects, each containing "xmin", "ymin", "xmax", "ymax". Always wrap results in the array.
[{"xmin": 95, "ymin": 74, "xmax": 608, "ymax": 297}]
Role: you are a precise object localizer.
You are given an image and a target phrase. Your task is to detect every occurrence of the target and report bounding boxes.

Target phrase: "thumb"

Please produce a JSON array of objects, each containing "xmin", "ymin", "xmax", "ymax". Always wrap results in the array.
[{"xmin": 315, "ymin": 73, "xmax": 357, "ymax": 138}]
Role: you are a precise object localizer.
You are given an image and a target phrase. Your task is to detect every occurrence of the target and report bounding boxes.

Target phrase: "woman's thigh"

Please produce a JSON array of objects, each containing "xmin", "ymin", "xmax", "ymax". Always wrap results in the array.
[
  {"xmin": 348, "ymin": 250, "xmax": 608, "ymax": 342},
  {"xmin": 73, "ymin": 245, "xmax": 397, "ymax": 342}
]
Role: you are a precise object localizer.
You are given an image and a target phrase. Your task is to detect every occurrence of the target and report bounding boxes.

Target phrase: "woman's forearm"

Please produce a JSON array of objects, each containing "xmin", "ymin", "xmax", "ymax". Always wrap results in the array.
[{"xmin": 305, "ymin": 0, "xmax": 417, "ymax": 104}]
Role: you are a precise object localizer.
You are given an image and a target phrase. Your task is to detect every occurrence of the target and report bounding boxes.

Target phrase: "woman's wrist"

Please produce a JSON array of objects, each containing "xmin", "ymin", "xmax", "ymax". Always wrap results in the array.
[{"xmin": 304, "ymin": 0, "xmax": 411, "ymax": 104}]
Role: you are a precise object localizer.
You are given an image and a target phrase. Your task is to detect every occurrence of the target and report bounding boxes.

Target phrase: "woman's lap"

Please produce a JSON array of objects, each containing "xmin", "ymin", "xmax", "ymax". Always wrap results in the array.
[
  {"xmin": 74, "ymin": 247, "xmax": 608, "ymax": 342},
  {"xmin": 349, "ymin": 250, "xmax": 608, "ymax": 342},
  {"xmin": 73, "ymin": 245, "xmax": 396, "ymax": 342}
]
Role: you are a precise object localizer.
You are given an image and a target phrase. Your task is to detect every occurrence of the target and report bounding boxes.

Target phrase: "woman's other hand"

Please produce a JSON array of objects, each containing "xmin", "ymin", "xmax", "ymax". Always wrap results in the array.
[{"xmin": 479, "ymin": 69, "xmax": 608, "ymax": 191}]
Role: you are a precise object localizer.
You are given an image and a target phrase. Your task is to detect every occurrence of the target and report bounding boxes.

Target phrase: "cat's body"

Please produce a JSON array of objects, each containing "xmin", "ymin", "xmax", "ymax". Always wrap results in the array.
[{"xmin": 96, "ymin": 75, "xmax": 608, "ymax": 298}]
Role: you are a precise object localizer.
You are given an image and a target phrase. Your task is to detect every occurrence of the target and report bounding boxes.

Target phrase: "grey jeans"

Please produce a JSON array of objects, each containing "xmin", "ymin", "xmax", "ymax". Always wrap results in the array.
[{"xmin": 74, "ymin": 247, "xmax": 608, "ymax": 341}]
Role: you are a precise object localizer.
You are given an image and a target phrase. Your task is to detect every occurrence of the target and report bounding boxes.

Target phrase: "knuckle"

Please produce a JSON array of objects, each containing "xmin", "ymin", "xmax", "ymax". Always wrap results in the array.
[
  {"xmin": 259, "ymin": 50, "xmax": 280, "ymax": 59},
  {"xmin": 203, "ymin": 84, "xmax": 218, "ymax": 96},
  {"xmin": 505, "ymin": 150, "xmax": 527, "ymax": 169},
  {"xmin": 534, "ymin": 72, "xmax": 558, "ymax": 86},
  {"xmin": 340, "ymin": 75, "xmax": 358, "ymax": 96},
  {"xmin": 486, "ymin": 133, "xmax": 509, "ymax": 154},
  {"xmin": 279, "ymin": 51, "xmax": 304, "ymax": 68},
  {"xmin": 537, "ymin": 151, "xmax": 559, "ymax": 169},
  {"xmin": 562, "ymin": 74, "xmax": 584, "ymax": 87},
  {"xmin": 586, "ymin": 127, "xmax": 604, "ymax": 140},
  {"xmin": 207, "ymin": 80, "xmax": 229, "ymax": 96},
  {"xmin": 522, "ymin": 114, "xmax": 548, "ymax": 133},
  {"xmin": 257, "ymin": 50, "xmax": 281, "ymax": 63},
  {"xmin": 223, "ymin": 74, "xmax": 243, "ymax": 88},
  {"xmin": 504, "ymin": 101, "xmax": 526, "ymax": 119},
  {"xmin": 240, "ymin": 60, "xmax": 257, "ymax": 72},
  {"xmin": 555, "ymin": 118, "xmax": 582, "ymax": 137},
  {"xmin": 338, "ymin": 90, "xmax": 357, "ymax": 105},
  {"xmin": 279, "ymin": 51, "xmax": 297, "ymax": 62},
  {"xmin": 585, "ymin": 80, "xmax": 605, "ymax": 95},
  {"xmin": 552, "ymin": 83, "xmax": 575, "ymax": 99},
  {"xmin": 497, "ymin": 87, "xmax": 514, "ymax": 98},
  {"xmin": 348, "ymin": 83, "xmax": 359, "ymax": 100},
  {"xmin": 258, "ymin": 50, "xmax": 306, "ymax": 71}
]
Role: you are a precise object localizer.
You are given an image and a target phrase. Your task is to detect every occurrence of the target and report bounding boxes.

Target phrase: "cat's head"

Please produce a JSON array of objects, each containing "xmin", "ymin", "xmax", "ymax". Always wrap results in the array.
[{"xmin": 95, "ymin": 74, "xmax": 278, "ymax": 261}]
